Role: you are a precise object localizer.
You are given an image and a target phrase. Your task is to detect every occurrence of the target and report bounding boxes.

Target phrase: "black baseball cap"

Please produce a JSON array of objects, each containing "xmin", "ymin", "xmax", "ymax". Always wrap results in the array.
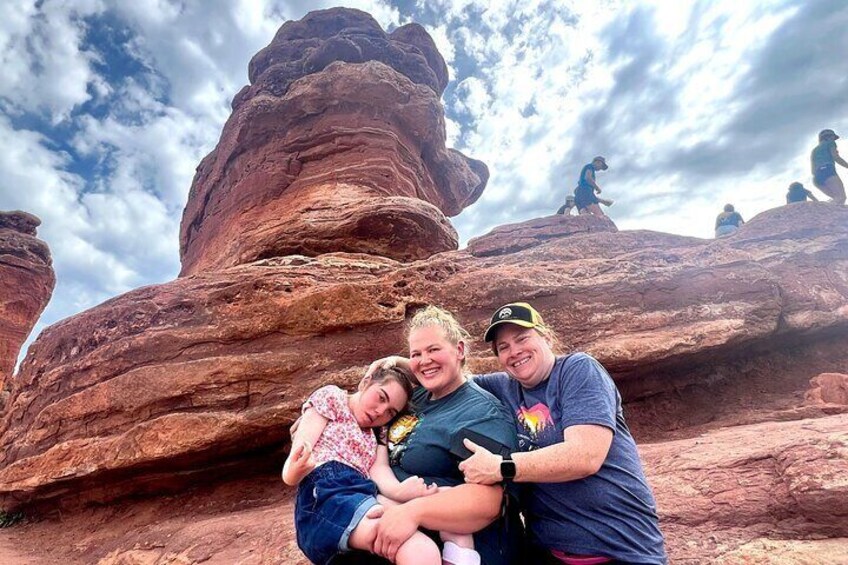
[{"xmin": 484, "ymin": 302, "xmax": 544, "ymax": 342}]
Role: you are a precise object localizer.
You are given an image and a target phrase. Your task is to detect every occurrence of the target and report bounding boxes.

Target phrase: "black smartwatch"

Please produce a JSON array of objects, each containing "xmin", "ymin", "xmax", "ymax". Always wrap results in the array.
[{"xmin": 500, "ymin": 453, "xmax": 516, "ymax": 482}]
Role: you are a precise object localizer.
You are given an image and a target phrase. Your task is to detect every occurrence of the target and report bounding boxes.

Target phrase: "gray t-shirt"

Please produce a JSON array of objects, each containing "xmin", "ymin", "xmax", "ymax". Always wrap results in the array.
[{"xmin": 476, "ymin": 353, "xmax": 668, "ymax": 564}]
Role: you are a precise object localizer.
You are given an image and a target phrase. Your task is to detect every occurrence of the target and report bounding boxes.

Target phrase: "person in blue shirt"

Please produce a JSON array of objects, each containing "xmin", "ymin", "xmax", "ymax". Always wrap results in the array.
[
  {"xmin": 461, "ymin": 302, "xmax": 668, "ymax": 565},
  {"xmin": 810, "ymin": 129, "xmax": 847, "ymax": 205},
  {"xmin": 573, "ymin": 156, "xmax": 614, "ymax": 217},
  {"xmin": 714, "ymin": 204, "xmax": 744, "ymax": 238}
]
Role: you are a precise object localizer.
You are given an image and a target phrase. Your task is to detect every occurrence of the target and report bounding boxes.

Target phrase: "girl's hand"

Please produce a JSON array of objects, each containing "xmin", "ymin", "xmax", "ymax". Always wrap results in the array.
[
  {"xmin": 284, "ymin": 441, "xmax": 315, "ymax": 484},
  {"xmin": 393, "ymin": 475, "xmax": 438, "ymax": 502}
]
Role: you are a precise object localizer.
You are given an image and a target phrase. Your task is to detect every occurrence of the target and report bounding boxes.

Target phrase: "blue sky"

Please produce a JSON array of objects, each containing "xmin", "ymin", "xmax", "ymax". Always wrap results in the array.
[{"xmin": 2, "ymin": 0, "xmax": 847, "ymax": 365}]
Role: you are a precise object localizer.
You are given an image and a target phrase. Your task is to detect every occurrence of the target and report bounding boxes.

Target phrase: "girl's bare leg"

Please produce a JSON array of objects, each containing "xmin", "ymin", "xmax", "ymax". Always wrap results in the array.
[
  {"xmin": 349, "ymin": 502, "xmax": 441, "ymax": 564},
  {"xmin": 347, "ymin": 508, "xmax": 381, "ymax": 553},
  {"xmin": 395, "ymin": 532, "xmax": 442, "ymax": 565}
]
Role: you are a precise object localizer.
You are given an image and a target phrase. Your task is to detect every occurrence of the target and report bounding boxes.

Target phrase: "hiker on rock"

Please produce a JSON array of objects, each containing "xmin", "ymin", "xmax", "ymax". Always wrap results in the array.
[
  {"xmin": 556, "ymin": 195, "xmax": 576, "ymax": 216},
  {"xmin": 714, "ymin": 204, "xmax": 744, "ymax": 238},
  {"xmin": 811, "ymin": 129, "xmax": 847, "ymax": 205},
  {"xmin": 786, "ymin": 181, "xmax": 818, "ymax": 204},
  {"xmin": 574, "ymin": 156, "xmax": 614, "ymax": 217}
]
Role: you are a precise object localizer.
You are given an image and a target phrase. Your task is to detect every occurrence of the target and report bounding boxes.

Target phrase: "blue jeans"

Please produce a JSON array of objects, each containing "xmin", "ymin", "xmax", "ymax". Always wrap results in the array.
[{"xmin": 295, "ymin": 461, "xmax": 379, "ymax": 565}]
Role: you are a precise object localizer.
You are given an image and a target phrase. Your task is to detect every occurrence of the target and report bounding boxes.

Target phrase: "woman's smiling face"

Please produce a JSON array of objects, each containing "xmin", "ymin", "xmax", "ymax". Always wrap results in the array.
[
  {"xmin": 408, "ymin": 324, "xmax": 466, "ymax": 399},
  {"xmin": 494, "ymin": 324, "xmax": 556, "ymax": 388}
]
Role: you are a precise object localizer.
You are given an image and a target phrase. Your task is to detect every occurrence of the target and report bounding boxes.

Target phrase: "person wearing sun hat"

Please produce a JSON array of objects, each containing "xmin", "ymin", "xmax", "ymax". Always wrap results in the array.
[
  {"xmin": 463, "ymin": 302, "xmax": 667, "ymax": 565},
  {"xmin": 811, "ymin": 129, "xmax": 847, "ymax": 205},
  {"xmin": 572, "ymin": 156, "xmax": 614, "ymax": 218}
]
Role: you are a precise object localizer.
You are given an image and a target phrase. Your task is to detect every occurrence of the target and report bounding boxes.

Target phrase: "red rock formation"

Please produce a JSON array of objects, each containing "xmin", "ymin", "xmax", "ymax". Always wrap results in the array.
[
  {"xmin": 805, "ymin": 372, "xmax": 848, "ymax": 405},
  {"xmin": 179, "ymin": 8, "xmax": 486, "ymax": 275},
  {"xmin": 467, "ymin": 213, "xmax": 618, "ymax": 257},
  {"xmin": 2, "ymin": 203, "xmax": 847, "ymax": 513},
  {"xmin": 241, "ymin": 7, "xmax": 448, "ymax": 104},
  {"xmin": 0, "ymin": 211, "xmax": 54, "ymax": 391},
  {"xmin": 645, "ymin": 414, "xmax": 848, "ymax": 563}
]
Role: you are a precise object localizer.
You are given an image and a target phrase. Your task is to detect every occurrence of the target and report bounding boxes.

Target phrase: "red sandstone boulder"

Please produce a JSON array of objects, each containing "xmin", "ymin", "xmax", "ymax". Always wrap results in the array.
[
  {"xmin": 805, "ymin": 372, "xmax": 848, "ymax": 405},
  {"xmin": 2, "ymin": 204, "xmax": 847, "ymax": 510},
  {"xmin": 242, "ymin": 191, "xmax": 459, "ymax": 262},
  {"xmin": 0, "ymin": 211, "xmax": 54, "ymax": 391},
  {"xmin": 179, "ymin": 9, "xmax": 486, "ymax": 276},
  {"xmin": 644, "ymin": 414, "xmax": 848, "ymax": 563},
  {"xmin": 467, "ymin": 213, "xmax": 618, "ymax": 257}
]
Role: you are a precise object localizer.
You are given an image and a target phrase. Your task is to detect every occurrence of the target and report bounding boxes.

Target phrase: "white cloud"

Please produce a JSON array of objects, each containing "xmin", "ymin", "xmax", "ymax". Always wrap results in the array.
[{"xmin": 0, "ymin": 0, "xmax": 105, "ymax": 122}]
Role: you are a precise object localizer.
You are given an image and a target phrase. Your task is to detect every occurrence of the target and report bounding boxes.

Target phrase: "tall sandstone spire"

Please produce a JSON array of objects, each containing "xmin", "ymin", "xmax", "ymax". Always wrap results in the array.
[{"xmin": 0, "ymin": 211, "xmax": 54, "ymax": 393}]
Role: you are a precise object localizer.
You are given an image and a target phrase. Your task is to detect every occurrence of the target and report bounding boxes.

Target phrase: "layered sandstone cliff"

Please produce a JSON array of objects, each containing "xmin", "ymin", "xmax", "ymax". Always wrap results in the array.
[
  {"xmin": 0, "ymin": 211, "xmax": 54, "ymax": 392},
  {"xmin": 0, "ymin": 8, "xmax": 846, "ymax": 565}
]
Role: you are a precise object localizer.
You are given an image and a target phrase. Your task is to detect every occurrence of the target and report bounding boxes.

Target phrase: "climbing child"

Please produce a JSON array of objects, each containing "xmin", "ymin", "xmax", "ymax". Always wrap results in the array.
[{"xmin": 284, "ymin": 366, "xmax": 480, "ymax": 565}]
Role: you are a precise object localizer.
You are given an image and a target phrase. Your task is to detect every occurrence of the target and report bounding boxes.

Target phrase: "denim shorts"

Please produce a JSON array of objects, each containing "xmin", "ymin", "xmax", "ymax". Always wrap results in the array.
[
  {"xmin": 574, "ymin": 185, "xmax": 599, "ymax": 210},
  {"xmin": 295, "ymin": 461, "xmax": 379, "ymax": 565}
]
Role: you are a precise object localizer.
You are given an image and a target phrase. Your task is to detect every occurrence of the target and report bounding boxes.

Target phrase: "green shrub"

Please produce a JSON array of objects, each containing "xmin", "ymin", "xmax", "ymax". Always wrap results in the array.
[{"xmin": 0, "ymin": 510, "xmax": 24, "ymax": 528}]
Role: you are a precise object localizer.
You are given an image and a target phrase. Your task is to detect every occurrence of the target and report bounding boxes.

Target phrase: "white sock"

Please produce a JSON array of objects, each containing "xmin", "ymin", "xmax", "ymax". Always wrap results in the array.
[{"xmin": 442, "ymin": 541, "xmax": 480, "ymax": 565}]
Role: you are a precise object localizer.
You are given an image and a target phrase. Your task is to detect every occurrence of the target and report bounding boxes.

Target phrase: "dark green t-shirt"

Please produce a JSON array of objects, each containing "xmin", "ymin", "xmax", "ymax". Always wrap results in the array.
[
  {"xmin": 387, "ymin": 380, "xmax": 522, "ymax": 565},
  {"xmin": 389, "ymin": 380, "xmax": 517, "ymax": 486}
]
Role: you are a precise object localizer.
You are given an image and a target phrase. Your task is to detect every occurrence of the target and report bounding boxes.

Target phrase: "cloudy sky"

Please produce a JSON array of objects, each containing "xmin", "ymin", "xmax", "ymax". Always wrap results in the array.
[{"xmin": 2, "ymin": 0, "xmax": 847, "ymax": 363}]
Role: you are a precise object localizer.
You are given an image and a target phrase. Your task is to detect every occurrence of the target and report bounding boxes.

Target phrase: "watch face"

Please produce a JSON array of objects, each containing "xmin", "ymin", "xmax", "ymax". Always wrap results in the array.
[{"xmin": 501, "ymin": 460, "xmax": 517, "ymax": 480}]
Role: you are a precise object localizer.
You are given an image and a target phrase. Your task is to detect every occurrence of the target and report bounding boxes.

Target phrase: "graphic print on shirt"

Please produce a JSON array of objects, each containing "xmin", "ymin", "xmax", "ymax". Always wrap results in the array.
[
  {"xmin": 517, "ymin": 402, "xmax": 553, "ymax": 451},
  {"xmin": 388, "ymin": 413, "xmax": 420, "ymax": 466}
]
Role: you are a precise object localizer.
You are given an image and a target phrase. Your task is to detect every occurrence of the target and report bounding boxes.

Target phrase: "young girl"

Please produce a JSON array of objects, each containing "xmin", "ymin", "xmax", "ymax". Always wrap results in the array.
[{"xmin": 284, "ymin": 366, "xmax": 475, "ymax": 565}]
